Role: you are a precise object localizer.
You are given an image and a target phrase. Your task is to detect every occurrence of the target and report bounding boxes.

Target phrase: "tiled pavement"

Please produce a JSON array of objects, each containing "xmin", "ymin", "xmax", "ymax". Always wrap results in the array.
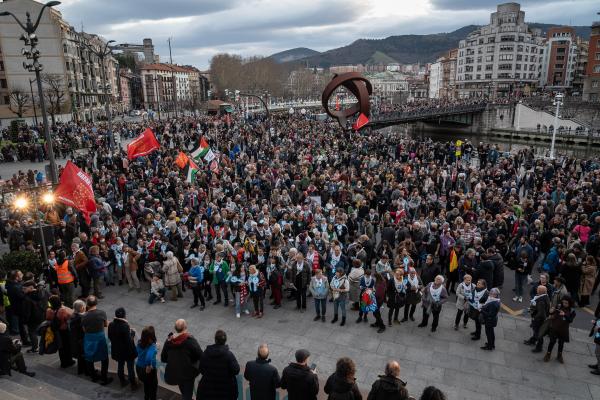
[{"xmin": 26, "ymin": 283, "xmax": 597, "ymax": 400}]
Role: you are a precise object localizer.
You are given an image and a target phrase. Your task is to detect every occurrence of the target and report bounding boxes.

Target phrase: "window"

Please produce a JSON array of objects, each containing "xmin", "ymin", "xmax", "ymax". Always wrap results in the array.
[
  {"xmin": 499, "ymin": 64, "xmax": 513, "ymax": 70},
  {"xmin": 498, "ymin": 73, "xmax": 512, "ymax": 79},
  {"xmin": 594, "ymin": 65, "xmax": 600, "ymax": 73},
  {"xmin": 485, "ymin": 55, "xmax": 494, "ymax": 62},
  {"xmin": 596, "ymin": 53, "xmax": 600, "ymax": 61},
  {"xmin": 516, "ymin": 55, "xmax": 522, "ymax": 61},
  {"xmin": 518, "ymin": 36, "xmax": 524, "ymax": 42},
  {"xmin": 488, "ymin": 37, "xmax": 495, "ymax": 43},
  {"xmin": 0, "ymin": 79, "xmax": 6, "ymax": 89},
  {"xmin": 501, "ymin": 35, "xmax": 514, "ymax": 42},
  {"xmin": 477, "ymin": 65, "xmax": 482, "ymax": 71},
  {"xmin": 554, "ymin": 64, "xmax": 564, "ymax": 69},
  {"xmin": 485, "ymin": 73, "xmax": 493, "ymax": 79},
  {"xmin": 499, "ymin": 54, "xmax": 513, "ymax": 61},
  {"xmin": 515, "ymin": 73, "xmax": 520, "ymax": 79},
  {"xmin": 487, "ymin": 45, "xmax": 494, "ymax": 53},
  {"xmin": 500, "ymin": 45, "xmax": 514, "ymax": 52},
  {"xmin": 476, "ymin": 74, "xmax": 481, "ymax": 80},
  {"xmin": 557, "ymin": 47, "xmax": 566, "ymax": 54},
  {"xmin": 515, "ymin": 64, "xmax": 521, "ymax": 70},
  {"xmin": 0, "ymin": 61, "xmax": 3, "ymax": 71},
  {"xmin": 486, "ymin": 64, "xmax": 493, "ymax": 71},
  {"xmin": 465, "ymin": 66, "xmax": 473, "ymax": 72},
  {"xmin": 556, "ymin": 55, "xmax": 564, "ymax": 61},
  {"xmin": 593, "ymin": 80, "xmax": 599, "ymax": 88}
]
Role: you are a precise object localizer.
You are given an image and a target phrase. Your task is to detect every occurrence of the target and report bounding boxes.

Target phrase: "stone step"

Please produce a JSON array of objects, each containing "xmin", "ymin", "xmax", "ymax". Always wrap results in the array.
[
  {"xmin": 31, "ymin": 362, "xmax": 144, "ymax": 400},
  {"xmin": 0, "ymin": 387, "xmax": 30, "ymax": 400},
  {"xmin": 0, "ymin": 375, "xmax": 74, "ymax": 400}
]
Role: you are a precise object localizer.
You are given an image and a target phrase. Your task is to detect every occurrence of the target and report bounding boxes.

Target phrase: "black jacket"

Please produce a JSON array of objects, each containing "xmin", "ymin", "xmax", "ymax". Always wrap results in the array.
[
  {"xmin": 160, "ymin": 333, "xmax": 203, "ymax": 385},
  {"xmin": 197, "ymin": 344, "xmax": 240, "ymax": 400},
  {"xmin": 324, "ymin": 372, "xmax": 362, "ymax": 400},
  {"xmin": 69, "ymin": 313, "xmax": 84, "ymax": 357},
  {"xmin": 475, "ymin": 260, "xmax": 494, "ymax": 289},
  {"xmin": 481, "ymin": 300, "xmax": 501, "ymax": 327},
  {"xmin": 244, "ymin": 358, "xmax": 281, "ymax": 400},
  {"xmin": 281, "ymin": 363, "xmax": 319, "ymax": 400},
  {"xmin": 107, "ymin": 319, "xmax": 137, "ymax": 361},
  {"xmin": 21, "ymin": 290, "xmax": 46, "ymax": 327},
  {"xmin": 6, "ymin": 281, "xmax": 25, "ymax": 315},
  {"xmin": 367, "ymin": 375, "xmax": 408, "ymax": 400}
]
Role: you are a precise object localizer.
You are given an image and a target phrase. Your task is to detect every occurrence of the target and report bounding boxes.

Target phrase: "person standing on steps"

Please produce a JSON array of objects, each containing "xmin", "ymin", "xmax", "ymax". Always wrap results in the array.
[
  {"xmin": 281, "ymin": 349, "xmax": 319, "ymax": 400},
  {"xmin": 188, "ymin": 258, "xmax": 206, "ymax": 310},
  {"xmin": 330, "ymin": 267, "xmax": 350, "ymax": 326},
  {"xmin": 197, "ymin": 329, "xmax": 240, "ymax": 400},
  {"xmin": 480, "ymin": 288, "xmax": 501, "ymax": 351},
  {"xmin": 136, "ymin": 326, "xmax": 159, "ymax": 400},
  {"xmin": 244, "ymin": 343, "xmax": 281, "ymax": 400},
  {"xmin": 367, "ymin": 361, "xmax": 408, "ymax": 400},
  {"xmin": 107, "ymin": 307, "xmax": 138, "ymax": 390},
  {"xmin": 291, "ymin": 253, "xmax": 311, "ymax": 312},
  {"xmin": 418, "ymin": 275, "xmax": 448, "ymax": 332},
  {"xmin": 210, "ymin": 252, "xmax": 230, "ymax": 306},
  {"xmin": 46, "ymin": 295, "xmax": 74, "ymax": 368},
  {"xmin": 309, "ymin": 268, "xmax": 330, "ymax": 322},
  {"xmin": 161, "ymin": 319, "xmax": 203, "ymax": 400},
  {"xmin": 81, "ymin": 296, "xmax": 113, "ymax": 385}
]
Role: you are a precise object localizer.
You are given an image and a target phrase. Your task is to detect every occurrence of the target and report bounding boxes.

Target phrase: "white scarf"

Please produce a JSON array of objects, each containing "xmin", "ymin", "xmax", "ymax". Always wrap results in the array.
[
  {"xmin": 330, "ymin": 253, "xmax": 341, "ymax": 267},
  {"xmin": 394, "ymin": 277, "xmax": 406, "ymax": 293},
  {"xmin": 248, "ymin": 273, "xmax": 260, "ymax": 292},
  {"xmin": 430, "ymin": 283, "xmax": 443, "ymax": 302},
  {"xmin": 296, "ymin": 262, "xmax": 304, "ymax": 274},
  {"xmin": 530, "ymin": 293, "xmax": 547, "ymax": 306},
  {"xmin": 407, "ymin": 275, "xmax": 419, "ymax": 289},
  {"xmin": 484, "ymin": 296, "xmax": 500, "ymax": 306},
  {"xmin": 461, "ymin": 282, "xmax": 474, "ymax": 298}
]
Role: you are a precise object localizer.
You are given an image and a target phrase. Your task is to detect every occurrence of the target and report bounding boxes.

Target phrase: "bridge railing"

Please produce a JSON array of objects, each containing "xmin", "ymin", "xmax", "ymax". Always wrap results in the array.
[{"xmin": 371, "ymin": 103, "xmax": 488, "ymax": 124}]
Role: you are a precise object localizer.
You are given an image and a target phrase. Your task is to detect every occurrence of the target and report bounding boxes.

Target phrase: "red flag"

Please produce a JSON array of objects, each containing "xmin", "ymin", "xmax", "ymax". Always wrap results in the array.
[
  {"xmin": 127, "ymin": 128, "xmax": 160, "ymax": 160},
  {"xmin": 54, "ymin": 161, "xmax": 97, "ymax": 225},
  {"xmin": 352, "ymin": 113, "xmax": 369, "ymax": 131}
]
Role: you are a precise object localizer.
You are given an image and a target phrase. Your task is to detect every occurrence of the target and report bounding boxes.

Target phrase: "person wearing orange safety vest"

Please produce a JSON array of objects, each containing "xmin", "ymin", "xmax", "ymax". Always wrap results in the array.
[{"xmin": 54, "ymin": 250, "xmax": 77, "ymax": 307}]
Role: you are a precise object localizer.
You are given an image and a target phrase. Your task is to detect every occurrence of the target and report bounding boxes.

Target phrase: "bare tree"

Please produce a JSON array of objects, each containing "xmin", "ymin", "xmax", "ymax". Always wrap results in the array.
[
  {"xmin": 41, "ymin": 73, "xmax": 68, "ymax": 125},
  {"xmin": 8, "ymin": 88, "xmax": 30, "ymax": 118}
]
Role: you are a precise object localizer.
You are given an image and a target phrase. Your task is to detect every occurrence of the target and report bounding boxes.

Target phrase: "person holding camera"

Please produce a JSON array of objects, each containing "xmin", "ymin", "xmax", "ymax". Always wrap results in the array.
[
  {"xmin": 281, "ymin": 349, "xmax": 319, "ymax": 400},
  {"xmin": 160, "ymin": 319, "xmax": 203, "ymax": 400}
]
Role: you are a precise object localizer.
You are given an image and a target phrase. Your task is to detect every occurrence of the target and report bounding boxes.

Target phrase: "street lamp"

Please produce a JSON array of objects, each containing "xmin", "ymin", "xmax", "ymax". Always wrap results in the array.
[
  {"xmin": 1, "ymin": 1, "xmax": 61, "ymax": 184},
  {"xmin": 152, "ymin": 76, "xmax": 162, "ymax": 121},
  {"xmin": 13, "ymin": 189, "xmax": 55, "ymax": 263},
  {"xmin": 79, "ymin": 34, "xmax": 116, "ymax": 156},
  {"xmin": 550, "ymin": 92, "xmax": 563, "ymax": 160}
]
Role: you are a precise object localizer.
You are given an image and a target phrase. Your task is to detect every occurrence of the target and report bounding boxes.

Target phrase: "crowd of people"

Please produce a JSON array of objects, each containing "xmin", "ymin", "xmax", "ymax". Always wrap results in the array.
[{"xmin": 0, "ymin": 109, "xmax": 600, "ymax": 399}]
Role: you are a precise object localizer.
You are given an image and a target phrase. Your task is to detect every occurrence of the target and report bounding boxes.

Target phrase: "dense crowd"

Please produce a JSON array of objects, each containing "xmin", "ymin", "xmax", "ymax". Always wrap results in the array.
[{"xmin": 1, "ymin": 111, "xmax": 600, "ymax": 400}]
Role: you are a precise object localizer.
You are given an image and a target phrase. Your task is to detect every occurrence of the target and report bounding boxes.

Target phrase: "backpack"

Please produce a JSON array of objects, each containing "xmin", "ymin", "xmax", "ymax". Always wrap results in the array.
[{"xmin": 38, "ymin": 312, "xmax": 62, "ymax": 355}]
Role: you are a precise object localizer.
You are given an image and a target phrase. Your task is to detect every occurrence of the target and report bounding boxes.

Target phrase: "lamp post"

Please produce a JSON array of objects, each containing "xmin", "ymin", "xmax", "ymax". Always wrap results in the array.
[
  {"xmin": 79, "ymin": 34, "xmax": 116, "ymax": 156},
  {"xmin": 550, "ymin": 93, "xmax": 563, "ymax": 160},
  {"xmin": 28, "ymin": 77, "xmax": 38, "ymax": 127},
  {"xmin": 1, "ymin": 1, "xmax": 61, "ymax": 184},
  {"xmin": 167, "ymin": 37, "xmax": 178, "ymax": 118},
  {"xmin": 13, "ymin": 189, "xmax": 55, "ymax": 264}
]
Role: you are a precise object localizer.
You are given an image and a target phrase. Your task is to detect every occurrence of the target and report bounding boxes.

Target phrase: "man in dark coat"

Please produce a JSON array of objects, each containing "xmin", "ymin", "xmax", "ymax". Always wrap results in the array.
[
  {"xmin": 525, "ymin": 285, "xmax": 551, "ymax": 353},
  {"xmin": 6, "ymin": 270, "xmax": 27, "ymax": 342},
  {"xmin": 280, "ymin": 349, "xmax": 319, "ymax": 400},
  {"xmin": 197, "ymin": 329, "xmax": 240, "ymax": 400},
  {"xmin": 475, "ymin": 253, "xmax": 495, "ymax": 289},
  {"xmin": 480, "ymin": 288, "xmax": 501, "ymax": 351},
  {"xmin": 488, "ymin": 248, "xmax": 504, "ymax": 288},
  {"xmin": 21, "ymin": 281, "xmax": 47, "ymax": 353},
  {"xmin": 244, "ymin": 344, "xmax": 281, "ymax": 400},
  {"xmin": 107, "ymin": 308, "xmax": 138, "ymax": 389},
  {"xmin": 367, "ymin": 361, "xmax": 408, "ymax": 400},
  {"xmin": 161, "ymin": 319, "xmax": 203, "ymax": 400}
]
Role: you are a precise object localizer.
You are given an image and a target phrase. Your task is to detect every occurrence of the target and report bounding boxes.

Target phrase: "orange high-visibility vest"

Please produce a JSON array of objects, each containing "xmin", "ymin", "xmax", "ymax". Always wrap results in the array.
[{"xmin": 55, "ymin": 260, "xmax": 74, "ymax": 284}]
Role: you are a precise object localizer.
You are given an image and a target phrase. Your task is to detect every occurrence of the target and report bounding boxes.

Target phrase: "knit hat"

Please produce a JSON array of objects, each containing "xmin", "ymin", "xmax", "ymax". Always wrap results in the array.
[{"xmin": 115, "ymin": 307, "xmax": 126, "ymax": 318}]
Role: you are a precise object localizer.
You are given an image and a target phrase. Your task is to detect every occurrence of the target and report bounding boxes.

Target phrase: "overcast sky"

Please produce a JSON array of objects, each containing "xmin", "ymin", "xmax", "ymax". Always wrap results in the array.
[{"xmin": 57, "ymin": 0, "xmax": 599, "ymax": 69}]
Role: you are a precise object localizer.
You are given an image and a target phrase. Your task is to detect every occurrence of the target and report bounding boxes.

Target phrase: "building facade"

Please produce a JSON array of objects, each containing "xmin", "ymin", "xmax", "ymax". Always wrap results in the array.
[
  {"xmin": 428, "ymin": 49, "xmax": 457, "ymax": 99},
  {"xmin": 364, "ymin": 71, "xmax": 409, "ymax": 103},
  {"xmin": 539, "ymin": 27, "xmax": 580, "ymax": 91},
  {"xmin": 455, "ymin": 2, "xmax": 545, "ymax": 98},
  {"xmin": 583, "ymin": 20, "xmax": 600, "ymax": 101}
]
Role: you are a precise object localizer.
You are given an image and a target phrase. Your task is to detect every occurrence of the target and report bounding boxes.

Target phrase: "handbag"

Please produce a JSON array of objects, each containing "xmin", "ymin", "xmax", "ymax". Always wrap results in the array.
[
  {"xmin": 468, "ymin": 305, "xmax": 480, "ymax": 320},
  {"xmin": 538, "ymin": 317, "xmax": 553, "ymax": 338}
]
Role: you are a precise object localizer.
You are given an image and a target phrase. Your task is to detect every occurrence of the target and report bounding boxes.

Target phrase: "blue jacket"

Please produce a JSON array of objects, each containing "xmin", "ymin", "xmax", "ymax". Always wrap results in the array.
[
  {"xmin": 189, "ymin": 265, "xmax": 204, "ymax": 285},
  {"xmin": 135, "ymin": 342, "xmax": 157, "ymax": 368},
  {"xmin": 543, "ymin": 247, "xmax": 560, "ymax": 274}
]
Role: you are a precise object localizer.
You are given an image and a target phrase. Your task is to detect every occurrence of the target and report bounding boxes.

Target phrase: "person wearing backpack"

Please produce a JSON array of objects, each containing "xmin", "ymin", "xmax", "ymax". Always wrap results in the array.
[
  {"xmin": 45, "ymin": 295, "xmax": 74, "ymax": 368},
  {"xmin": 324, "ymin": 357, "xmax": 362, "ymax": 400}
]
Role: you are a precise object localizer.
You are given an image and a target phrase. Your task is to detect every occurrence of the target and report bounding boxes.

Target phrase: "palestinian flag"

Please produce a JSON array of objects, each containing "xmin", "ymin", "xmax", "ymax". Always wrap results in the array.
[
  {"xmin": 183, "ymin": 158, "xmax": 200, "ymax": 183},
  {"xmin": 191, "ymin": 137, "xmax": 211, "ymax": 162}
]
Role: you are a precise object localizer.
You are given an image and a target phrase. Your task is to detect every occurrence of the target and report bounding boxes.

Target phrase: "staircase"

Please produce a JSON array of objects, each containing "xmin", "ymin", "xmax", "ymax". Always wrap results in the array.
[{"xmin": 1, "ymin": 355, "xmax": 179, "ymax": 400}]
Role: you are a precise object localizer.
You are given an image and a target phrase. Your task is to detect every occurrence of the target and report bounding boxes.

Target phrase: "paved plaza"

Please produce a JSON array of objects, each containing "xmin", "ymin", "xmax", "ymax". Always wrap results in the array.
[{"xmin": 20, "ymin": 283, "xmax": 600, "ymax": 400}]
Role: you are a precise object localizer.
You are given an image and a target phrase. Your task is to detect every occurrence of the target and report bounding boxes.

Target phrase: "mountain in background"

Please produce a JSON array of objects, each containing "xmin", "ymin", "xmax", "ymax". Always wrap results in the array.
[
  {"xmin": 282, "ymin": 23, "xmax": 591, "ymax": 68},
  {"xmin": 269, "ymin": 47, "xmax": 320, "ymax": 63}
]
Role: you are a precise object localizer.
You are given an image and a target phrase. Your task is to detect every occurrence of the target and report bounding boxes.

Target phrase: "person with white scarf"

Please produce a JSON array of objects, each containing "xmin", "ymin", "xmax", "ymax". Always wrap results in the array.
[
  {"xmin": 418, "ymin": 275, "xmax": 448, "ymax": 332},
  {"xmin": 402, "ymin": 267, "xmax": 422, "ymax": 323},
  {"xmin": 480, "ymin": 288, "xmax": 501, "ymax": 351},
  {"xmin": 469, "ymin": 279, "xmax": 489, "ymax": 341},
  {"xmin": 386, "ymin": 268, "xmax": 407, "ymax": 327},
  {"xmin": 454, "ymin": 274, "xmax": 475, "ymax": 330},
  {"xmin": 525, "ymin": 285, "xmax": 550, "ymax": 353}
]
